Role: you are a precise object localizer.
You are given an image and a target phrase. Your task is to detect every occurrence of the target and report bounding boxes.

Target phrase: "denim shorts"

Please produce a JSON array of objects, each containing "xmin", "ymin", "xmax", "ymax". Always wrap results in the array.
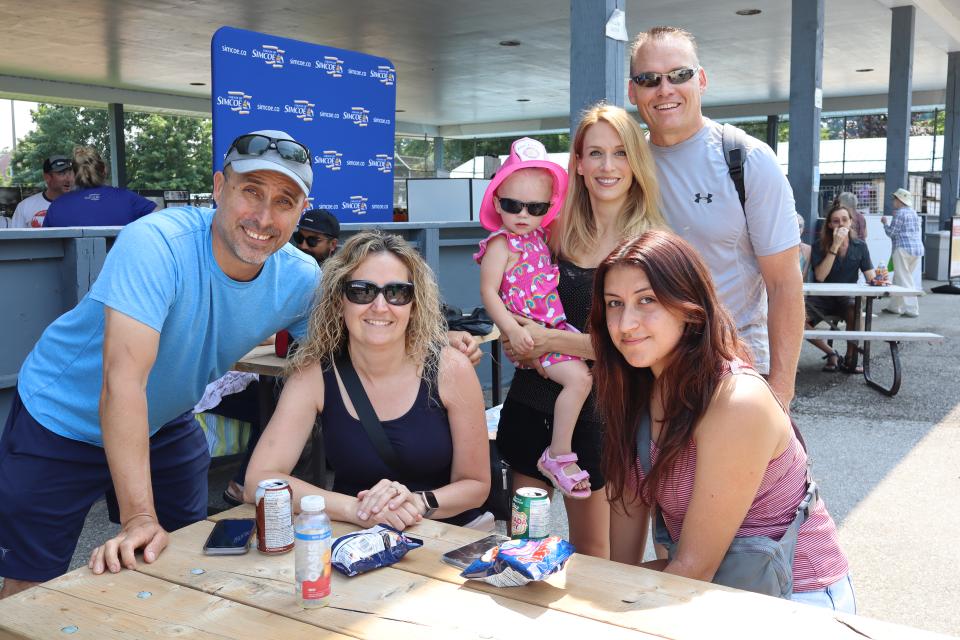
[
  {"xmin": 791, "ymin": 574, "xmax": 857, "ymax": 614},
  {"xmin": 0, "ymin": 390, "xmax": 210, "ymax": 582}
]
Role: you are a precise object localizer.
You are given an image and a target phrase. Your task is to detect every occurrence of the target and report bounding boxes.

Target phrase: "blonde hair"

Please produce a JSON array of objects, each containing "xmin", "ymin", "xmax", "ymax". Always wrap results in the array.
[
  {"xmin": 72, "ymin": 146, "xmax": 108, "ymax": 189},
  {"xmin": 287, "ymin": 229, "xmax": 448, "ymax": 382},
  {"xmin": 629, "ymin": 26, "xmax": 699, "ymax": 73},
  {"xmin": 551, "ymin": 103, "xmax": 666, "ymax": 260}
]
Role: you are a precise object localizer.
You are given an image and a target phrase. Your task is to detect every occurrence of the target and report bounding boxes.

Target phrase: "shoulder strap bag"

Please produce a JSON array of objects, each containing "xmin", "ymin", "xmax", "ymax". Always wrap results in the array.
[{"xmin": 636, "ymin": 407, "xmax": 817, "ymax": 599}]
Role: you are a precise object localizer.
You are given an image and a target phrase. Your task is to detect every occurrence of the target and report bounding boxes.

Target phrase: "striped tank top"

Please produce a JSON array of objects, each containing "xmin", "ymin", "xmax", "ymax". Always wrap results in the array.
[{"xmin": 636, "ymin": 363, "xmax": 849, "ymax": 591}]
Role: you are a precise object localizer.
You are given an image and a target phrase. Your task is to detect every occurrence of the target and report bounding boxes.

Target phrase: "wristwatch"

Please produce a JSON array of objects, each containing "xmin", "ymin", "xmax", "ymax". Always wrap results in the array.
[{"xmin": 417, "ymin": 491, "xmax": 439, "ymax": 518}]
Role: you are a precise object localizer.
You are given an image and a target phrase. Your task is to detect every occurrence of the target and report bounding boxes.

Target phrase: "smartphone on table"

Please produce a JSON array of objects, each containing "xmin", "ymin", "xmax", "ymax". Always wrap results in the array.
[
  {"xmin": 203, "ymin": 518, "xmax": 256, "ymax": 555},
  {"xmin": 440, "ymin": 534, "xmax": 509, "ymax": 569}
]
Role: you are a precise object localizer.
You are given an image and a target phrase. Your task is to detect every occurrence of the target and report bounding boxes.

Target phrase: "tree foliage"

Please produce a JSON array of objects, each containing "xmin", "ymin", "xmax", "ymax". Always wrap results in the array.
[{"xmin": 10, "ymin": 104, "xmax": 212, "ymax": 192}]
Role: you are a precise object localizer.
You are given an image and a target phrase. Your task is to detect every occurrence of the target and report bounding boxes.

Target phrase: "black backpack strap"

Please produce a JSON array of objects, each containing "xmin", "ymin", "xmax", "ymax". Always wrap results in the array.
[
  {"xmin": 721, "ymin": 123, "xmax": 748, "ymax": 213},
  {"xmin": 334, "ymin": 349, "xmax": 404, "ymax": 473}
]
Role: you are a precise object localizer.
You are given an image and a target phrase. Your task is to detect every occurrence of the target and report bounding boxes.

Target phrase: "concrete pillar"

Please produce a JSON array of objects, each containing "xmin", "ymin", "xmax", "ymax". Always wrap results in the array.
[
  {"xmin": 941, "ymin": 52, "xmax": 960, "ymax": 229},
  {"xmin": 787, "ymin": 0, "xmax": 824, "ymax": 230},
  {"xmin": 107, "ymin": 103, "xmax": 126, "ymax": 189},
  {"xmin": 433, "ymin": 136, "xmax": 444, "ymax": 176},
  {"xmin": 884, "ymin": 5, "xmax": 915, "ymax": 216},
  {"xmin": 569, "ymin": 0, "xmax": 625, "ymax": 133},
  {"xmin": 766, "ymin": 115, "xmax": 779, "ymax": 153}
]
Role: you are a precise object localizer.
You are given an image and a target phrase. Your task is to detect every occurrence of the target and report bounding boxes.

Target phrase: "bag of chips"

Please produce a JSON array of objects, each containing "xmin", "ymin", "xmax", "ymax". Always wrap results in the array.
[
  {"xmin": 460, "ymin": 536, "xmax": 575, "ymax": 587},
  {"xmin": 331, "ymin": 525, "xmax": 423, "ymax": 577}
]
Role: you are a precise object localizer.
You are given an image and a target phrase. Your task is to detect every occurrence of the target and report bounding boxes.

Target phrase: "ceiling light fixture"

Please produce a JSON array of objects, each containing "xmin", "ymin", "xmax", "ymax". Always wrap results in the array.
[
  {"xmin": 856, "ymin": 68, "xmax": 874, "ymax": 73},
  {"xmin": 735, "ymin": 9, "xmax": 761, "ymax": 16},
  {"xmin": 516, "ymin": 98, "xmax": 530, "ymax": 102},
  {"xmin": 499, "ymin": 39, "xmax": 522, "ymax": 47}
]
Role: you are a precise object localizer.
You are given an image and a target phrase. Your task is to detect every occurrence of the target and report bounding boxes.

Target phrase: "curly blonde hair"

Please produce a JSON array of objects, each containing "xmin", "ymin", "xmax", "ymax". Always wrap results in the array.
[
  {"xmin": 550, "ymin": 103, "xmax": 665, "ymax": 261},
  {"xmin": 287, "ymin": 229, "xmax": 448, "ymax": 380}
]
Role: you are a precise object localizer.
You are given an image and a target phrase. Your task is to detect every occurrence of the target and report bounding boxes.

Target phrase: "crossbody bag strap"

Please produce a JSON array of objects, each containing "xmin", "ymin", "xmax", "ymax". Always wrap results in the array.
[
  {"xmin": 334, "ymin": 349, "xmax": 404, "ymax": 473},
  {"xmin": 636, "ymin": 410, "xmax": 672, "ymax": 545}
]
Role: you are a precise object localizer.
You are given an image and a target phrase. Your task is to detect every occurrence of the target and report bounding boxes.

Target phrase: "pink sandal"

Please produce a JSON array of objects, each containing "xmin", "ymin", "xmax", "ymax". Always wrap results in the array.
[{"xmin": 536, "ymin": 448, "xmax": 591, "ymax": 499}]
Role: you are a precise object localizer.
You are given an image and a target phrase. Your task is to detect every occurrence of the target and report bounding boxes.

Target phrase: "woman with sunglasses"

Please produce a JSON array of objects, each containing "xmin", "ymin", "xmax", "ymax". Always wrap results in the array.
[
  {"xmin": 475, "ymin": 137, "xmax": 593, "ymax": 500},
  {"xmin": 496, "ymin": 104, "xmax": 665, "ymax": 557},
  {"xmin": 592, "ymin": 230, "xmax": 853, "ymax": 611},
  {"xmin": 245, "ymin": 230, "xmax": 491, "ymax": 530}
]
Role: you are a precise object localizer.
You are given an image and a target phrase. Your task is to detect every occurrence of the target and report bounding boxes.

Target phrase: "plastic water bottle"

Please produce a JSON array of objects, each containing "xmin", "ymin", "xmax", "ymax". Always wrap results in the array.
[{"xmin": 294, "ymin": 495, "xmax": 332, "ymax": 608}]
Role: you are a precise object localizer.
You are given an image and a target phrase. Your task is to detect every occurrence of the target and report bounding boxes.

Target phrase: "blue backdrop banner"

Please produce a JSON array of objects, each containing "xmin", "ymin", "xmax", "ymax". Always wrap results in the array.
[{"xmin": 211, "ymin": 26, "xmax": 396, "ymax": 223}]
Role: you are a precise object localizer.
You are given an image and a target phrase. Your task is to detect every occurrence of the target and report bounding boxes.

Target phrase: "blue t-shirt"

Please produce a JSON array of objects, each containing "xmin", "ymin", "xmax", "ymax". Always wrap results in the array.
[
  {"xmin": 18, "ymin": 206, "xmax": 320, "ymax": 445},
  {"xmin": 42, "ymin": 186, "xmax": 156, "ymax": 227}
]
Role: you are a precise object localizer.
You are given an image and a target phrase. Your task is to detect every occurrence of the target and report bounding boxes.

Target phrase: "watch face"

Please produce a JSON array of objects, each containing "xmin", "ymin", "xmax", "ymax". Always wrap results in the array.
[{"xmin": 423, "ymin": 491, "xmax": 439, "ymax": 510}]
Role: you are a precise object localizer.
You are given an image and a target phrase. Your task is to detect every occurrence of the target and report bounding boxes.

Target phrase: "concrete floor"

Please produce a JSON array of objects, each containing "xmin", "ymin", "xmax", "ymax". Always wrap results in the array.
[{"xmin": 3, "ymin": 280, "xmax": 959, "ymax": 636}]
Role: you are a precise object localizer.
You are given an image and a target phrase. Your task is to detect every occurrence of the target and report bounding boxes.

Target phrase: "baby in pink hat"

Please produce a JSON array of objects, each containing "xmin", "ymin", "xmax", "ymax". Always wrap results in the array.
[{"xmin": 474, "ymin": 137, "xmax": 592, "ymax": 499}]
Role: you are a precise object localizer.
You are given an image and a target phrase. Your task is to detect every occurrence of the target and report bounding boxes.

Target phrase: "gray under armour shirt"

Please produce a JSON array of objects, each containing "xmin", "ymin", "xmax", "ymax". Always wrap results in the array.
[{"xmin": 649, "ymin": 119, "xmax": 799, "ymax": 373}]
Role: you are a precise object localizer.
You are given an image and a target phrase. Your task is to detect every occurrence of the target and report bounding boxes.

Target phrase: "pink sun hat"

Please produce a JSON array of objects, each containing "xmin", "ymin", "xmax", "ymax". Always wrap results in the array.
[{"xmin": 478, "ymin": 137, "xmax": 569, "ymax": 232}]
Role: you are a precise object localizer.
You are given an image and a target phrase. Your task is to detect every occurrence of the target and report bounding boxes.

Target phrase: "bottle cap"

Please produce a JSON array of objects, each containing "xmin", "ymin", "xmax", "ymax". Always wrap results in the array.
[{"xmin": 301, "ymin": 495, "xmax": 325, "ymax": 512}]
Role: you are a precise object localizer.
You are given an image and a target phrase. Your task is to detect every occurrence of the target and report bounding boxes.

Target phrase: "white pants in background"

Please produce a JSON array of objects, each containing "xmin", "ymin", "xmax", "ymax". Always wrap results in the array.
[{"xmin": 886, "ymin": 248, "xmax": 921, "ymax": 316}]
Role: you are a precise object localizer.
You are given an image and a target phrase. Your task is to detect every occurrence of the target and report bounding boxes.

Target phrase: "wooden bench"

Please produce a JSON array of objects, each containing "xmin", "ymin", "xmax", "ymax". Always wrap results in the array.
[{"xmin": 803, "ymin": 329, "xmax": 944, "ymax": 396}]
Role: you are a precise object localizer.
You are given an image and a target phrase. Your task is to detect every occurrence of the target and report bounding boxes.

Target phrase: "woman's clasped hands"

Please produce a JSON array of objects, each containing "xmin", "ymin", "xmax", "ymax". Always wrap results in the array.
[{"xmin": 355, "ymin": 478, "xmax": 424, "ymax": 530}]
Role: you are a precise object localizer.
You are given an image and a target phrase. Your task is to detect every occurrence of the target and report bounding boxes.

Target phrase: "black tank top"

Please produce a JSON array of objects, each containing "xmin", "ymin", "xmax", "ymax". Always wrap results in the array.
[{"xmin": 321, "ymin": 366, "xmax": 482, "ymax": 526}]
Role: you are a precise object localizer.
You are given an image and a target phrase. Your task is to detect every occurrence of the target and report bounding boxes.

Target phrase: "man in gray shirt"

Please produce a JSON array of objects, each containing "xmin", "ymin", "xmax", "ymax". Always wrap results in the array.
[{"xmin": 628, "ymin": 26, "xmax": 804, "ymax": 407}]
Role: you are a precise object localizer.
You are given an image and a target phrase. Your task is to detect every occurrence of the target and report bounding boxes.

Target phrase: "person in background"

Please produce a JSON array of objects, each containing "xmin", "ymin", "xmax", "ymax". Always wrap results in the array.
[
  {"xmin": 882, "ymin": 188, "xmax": 924, "ymax": 318},
  {"xmin": 0, "ymin": 129, "xmax": 319, "ymax": 598},
  {"xmin": 42, "ymin": 146, "xmax": 156, "ymax": 227},
  {"xmin": 797, "ymin": 214, "xmax": 811, "ymax": 282},
  {"xmin": 595, "ymin": 230, "xmax": 853, "ymax": 612},
  {"xmin": 805, "ymin": 205, "xmax": 876, "ymax": 373},
  {"xmin": 294, "ymin": 208, "xmax": 340, "ymax": 265},
  {"xmin": 11, "ymin": 155, "xmax": 75, "ymax": 228},
  {"xmin": 246, "ymin": 230, "xmax": 491, "ymax": 530},
  {"xmin": 497, "ymin": 103, "xmax": 665, "ymax": 558},
  {"xmin": 834, "ymin": 191, "xmax": 867, "ymax": 241},
  {"xmin": 628, "ymin": 26, "xmax": 803, "ymax": 409}
]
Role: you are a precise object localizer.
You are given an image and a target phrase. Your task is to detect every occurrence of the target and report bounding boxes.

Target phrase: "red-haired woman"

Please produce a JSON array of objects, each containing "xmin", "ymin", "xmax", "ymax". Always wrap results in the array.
[{"xmin": 591, "ymin": 230, "xmax": 854, "ymax": 611}]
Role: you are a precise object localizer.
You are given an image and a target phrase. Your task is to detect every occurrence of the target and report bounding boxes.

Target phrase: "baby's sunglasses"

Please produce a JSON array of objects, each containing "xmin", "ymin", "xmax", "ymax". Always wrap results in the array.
[
  {"xmin": 497, "ymin": 197, "xmax": 551, "ymax": 216},
  {"xmin": 630, "ymin": 66, "xmax": 700, "ymax": 88},
  {"xmin": 343, "ymin": 280, "xmax": 415, "ymax": 306}
]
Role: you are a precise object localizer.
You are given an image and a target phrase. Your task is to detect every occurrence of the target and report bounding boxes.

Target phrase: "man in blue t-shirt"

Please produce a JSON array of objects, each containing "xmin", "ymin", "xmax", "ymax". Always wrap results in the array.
[{"xmin": 0, "ymin": 130, "xmax": 321, "ymax": 598}]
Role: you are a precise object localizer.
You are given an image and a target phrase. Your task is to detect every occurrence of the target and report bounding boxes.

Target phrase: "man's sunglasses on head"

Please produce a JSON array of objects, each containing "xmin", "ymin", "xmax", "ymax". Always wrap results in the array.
[
  {"xmin": 497, "ymin": 197, "xmax": 551, "ymax": 216},
  {"xmin": 293, "ymin": 231, "xmax": 333, "ymax": 248},
  {"xmin": 229, "ymin": 134, "xmax": 310, "ymax": 165},
  {"xmin": 631, "ymin": 66, "xmax": 700, "ymax": 88},
  {"xmin": 343, "ymin": 280, "xmax": 415, "ymax": 306}
]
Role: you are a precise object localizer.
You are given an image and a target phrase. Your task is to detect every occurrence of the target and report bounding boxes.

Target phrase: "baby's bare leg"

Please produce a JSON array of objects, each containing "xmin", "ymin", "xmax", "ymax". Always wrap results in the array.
[{"xmin": 543, "ymin": 359, "xmax": 593, "ymax": 491}]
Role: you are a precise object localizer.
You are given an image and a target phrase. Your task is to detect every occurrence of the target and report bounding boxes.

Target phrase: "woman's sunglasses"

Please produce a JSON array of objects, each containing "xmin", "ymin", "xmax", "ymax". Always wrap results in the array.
[
  {"xmin": 229, "ymin": 133, "xmax": 310, "ymax": 165},
  {"xmin": 497, "ymin": 197, "xmax": 551, "ymax": 216},
  {"xmin": 293, "ymin": 231, "xmax": 332, "ymax": 248},
  {"xmin": 344, "ymin": 280, "xmax": 415, "ymax": 306},
  {"xmin": 630, "ymin": 66, "xmax": 700, "ymax": 88}
]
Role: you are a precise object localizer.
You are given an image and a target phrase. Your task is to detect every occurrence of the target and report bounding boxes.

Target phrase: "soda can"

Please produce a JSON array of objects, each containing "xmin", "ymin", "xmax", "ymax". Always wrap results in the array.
[
  {"xmin": 511, "ymin": 487, "xmax": 550, "ymax": 539},
  {"xmin": 255, "ymin": 479, "xmax": 295, "ymax": 554}
]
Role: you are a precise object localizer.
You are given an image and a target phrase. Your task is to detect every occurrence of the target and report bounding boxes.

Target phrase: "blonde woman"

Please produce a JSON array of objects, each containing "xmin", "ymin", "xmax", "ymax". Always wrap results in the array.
[
  {"xmin": 497, "ymin": 103, "xmax": 665, "ymax": 557},
  {"xmin": 42, "ymin": 146, "xmax": 156, "ymax": 227},
  {"xmin": 246, "ymin": 230, "xmax": 491, "ymax": 529}
]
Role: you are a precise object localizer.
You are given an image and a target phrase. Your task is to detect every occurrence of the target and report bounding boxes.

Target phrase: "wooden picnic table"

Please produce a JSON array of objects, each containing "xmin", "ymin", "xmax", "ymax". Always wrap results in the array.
[
  {"xmin": 802, "ymin": 283, "xmax": 943, "ymax": 395},
  {"xmin": 0, "ymin": 503, "xmax": 937, "ymax": 639}
]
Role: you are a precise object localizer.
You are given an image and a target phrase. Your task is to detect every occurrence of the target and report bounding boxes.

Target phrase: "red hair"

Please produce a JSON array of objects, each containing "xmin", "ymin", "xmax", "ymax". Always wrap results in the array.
[{"xmin": 590, "ymin": 230, "xmax": 751, "ymax": 509}]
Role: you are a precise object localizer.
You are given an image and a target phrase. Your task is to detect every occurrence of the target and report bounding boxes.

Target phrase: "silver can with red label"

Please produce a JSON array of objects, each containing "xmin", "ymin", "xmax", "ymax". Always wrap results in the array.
[{"xmin": 255, "ymin": 479, "xmax": 295, "ymax": 554}]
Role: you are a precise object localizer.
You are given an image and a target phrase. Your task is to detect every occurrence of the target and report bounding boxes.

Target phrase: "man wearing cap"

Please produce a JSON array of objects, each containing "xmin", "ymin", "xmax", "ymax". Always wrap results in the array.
[
  {"xmin": 628, "ymin": 26, "xmax": 804, "ymax": 408},
  {"xmin": 0, "ymin": 130, "xmax": 319, "ymax": 597},
  {"xmin": 10, "ymin": 155, "xmax": 75, "ymax": 228},
  {"xmin": 294, "ymin": 207, "xmax": 340, "ymax": 265},
  {"xmin": 881, "ymin": 188, "xmax": 924, "ymax": 317}
]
